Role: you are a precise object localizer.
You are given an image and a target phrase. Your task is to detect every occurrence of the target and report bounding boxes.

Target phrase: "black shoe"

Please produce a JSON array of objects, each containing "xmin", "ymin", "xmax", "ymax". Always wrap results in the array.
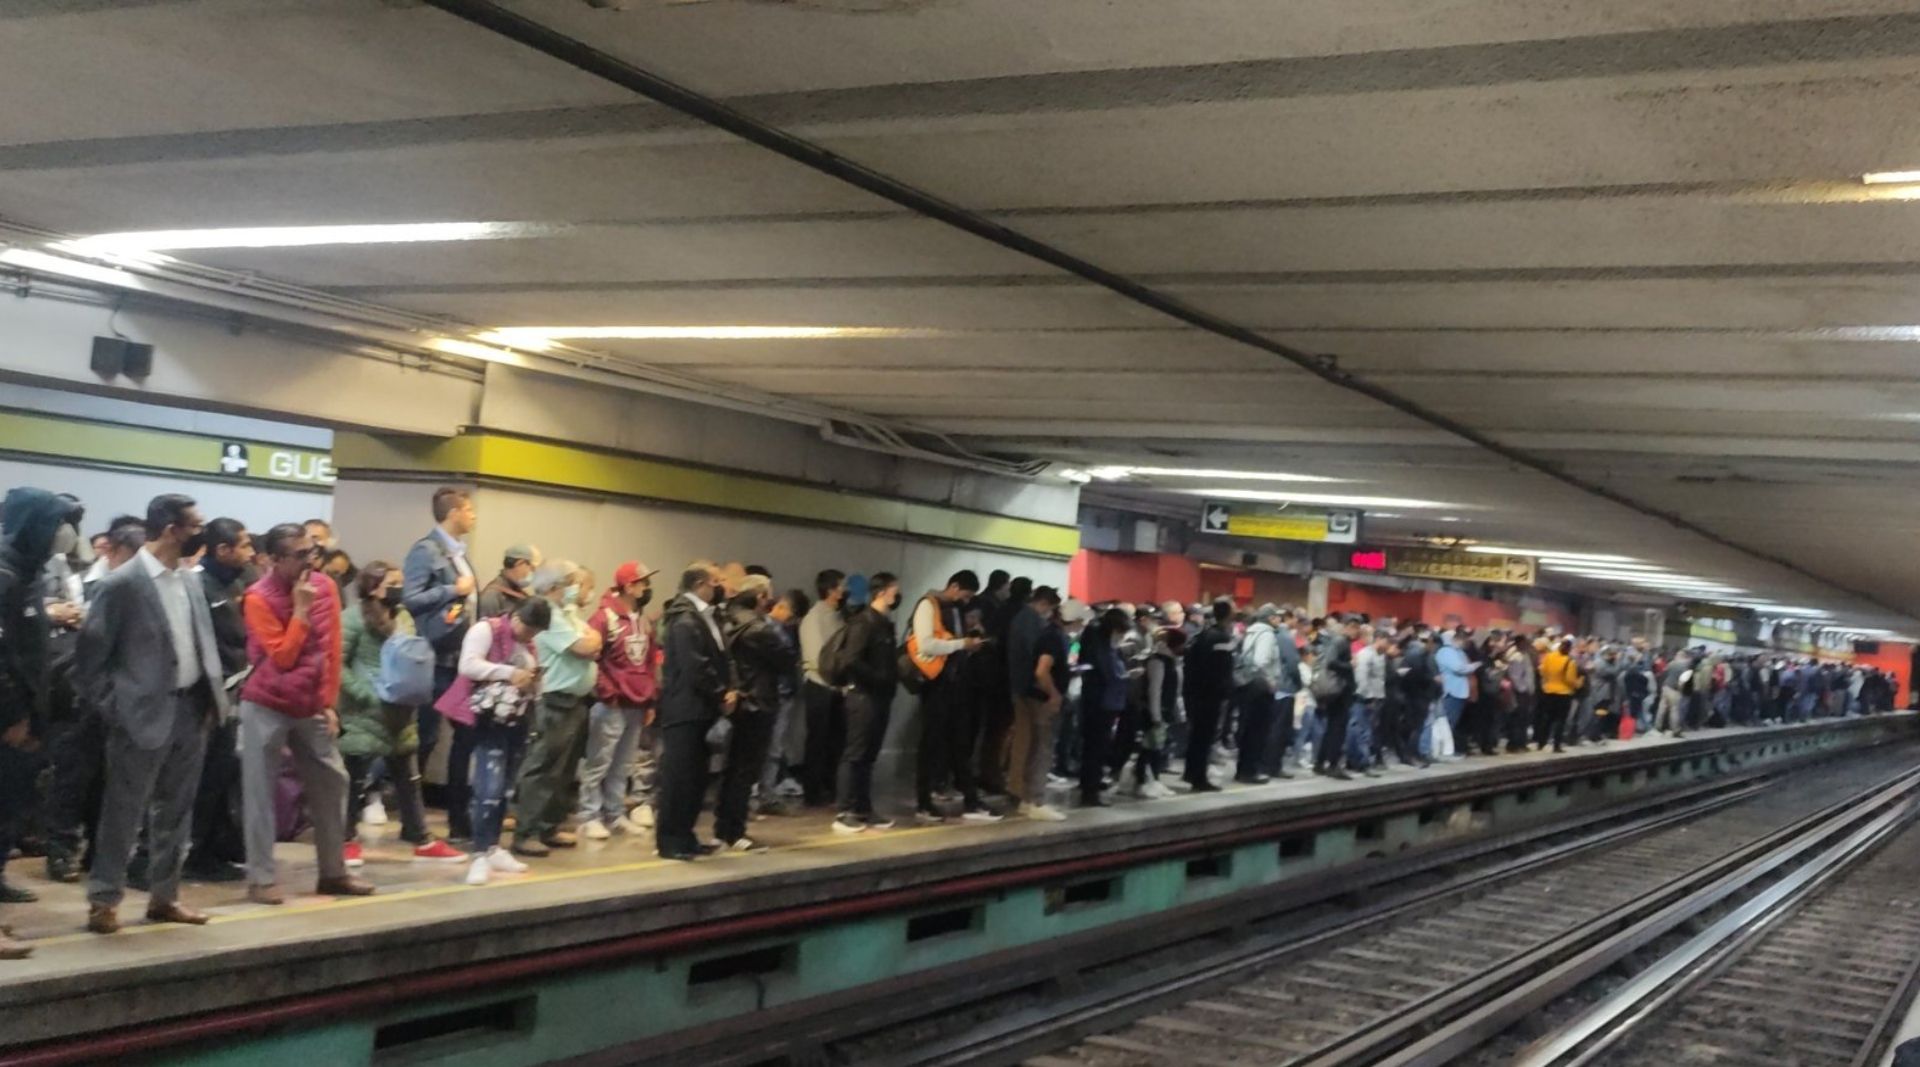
[
  {"xmin": 659, "ymin": 849, "xmax": 699, "ymax": 862},
  {"xmin": 1365, "ymin": 766, "xmax": 1387, "ymax": 777},
  {"xmin": 0, "ymin": 881, "xmax": 38, "ymax": 904},
  {"xmin": 1079, "ymin": 794, "xmax": 1111, "ymax": 808},
  {"xmin": 44, "ymin": 853, "xmax": 79, "ymax": 884},
  {"xmin": 1552, "ymin": 744, "xmax": 1565, "ymax": 753},
  {"xmin": 694, "ymin": 842, "xmax": 722, "ymax": 856},
  {"xmin": 1233, "ymin": 774, "xmax": 1271, "ymax": 785},
  {"xmin": 1188, "ymin": 781, "xmax": 1223, "ymax": 794},
  {"xmin": 1273, "ymin": 769, "xmax": 1296, "ymax": 780},
  {"xmin": 1328, "ymin": 769, "xmax": 1355, "ymax": 781}
]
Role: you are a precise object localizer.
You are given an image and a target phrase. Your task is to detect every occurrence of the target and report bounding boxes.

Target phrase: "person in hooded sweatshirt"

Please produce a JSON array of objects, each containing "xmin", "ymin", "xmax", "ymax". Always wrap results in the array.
[{"xmin": 0, "ymin": 487, "xmax": 85, "ymax": 958}]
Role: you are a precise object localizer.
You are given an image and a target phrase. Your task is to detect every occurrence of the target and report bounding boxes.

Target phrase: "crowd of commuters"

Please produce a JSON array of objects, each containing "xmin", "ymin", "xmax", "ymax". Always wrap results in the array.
[{"xmin": 0, "ymin": 483, "xmax": 1903, "ymax": 959}]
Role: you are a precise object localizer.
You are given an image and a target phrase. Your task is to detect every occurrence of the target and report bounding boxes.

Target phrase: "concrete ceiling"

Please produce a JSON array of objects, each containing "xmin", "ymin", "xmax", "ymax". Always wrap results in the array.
[{"xmin": 3, "ymin": 0, "xmax": 1920, "ymax": 633}]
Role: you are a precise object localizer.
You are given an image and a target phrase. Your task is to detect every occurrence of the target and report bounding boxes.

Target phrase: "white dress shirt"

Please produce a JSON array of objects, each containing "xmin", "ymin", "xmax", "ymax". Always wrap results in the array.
[
  {"xmin": 137, "ymin": 547, "xmax": 202, "ymax": 690},
  {"xmin": 682, "ymin": 591, "xmax": 725, "ymax": 649}
]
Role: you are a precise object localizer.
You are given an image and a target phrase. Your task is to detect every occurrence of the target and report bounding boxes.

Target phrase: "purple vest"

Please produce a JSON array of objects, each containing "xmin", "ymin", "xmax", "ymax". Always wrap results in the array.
[
  {"xmin": 434, "ymin": 618, "xmax": 523, "ymax": 727},
  {"xmin": 240, "ymin": 572, "xmax": 337, "ymax": 717}
]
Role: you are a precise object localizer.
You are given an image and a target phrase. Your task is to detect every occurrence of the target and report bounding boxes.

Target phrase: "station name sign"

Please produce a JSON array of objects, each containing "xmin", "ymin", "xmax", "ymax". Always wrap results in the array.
[
  {"xmin": 1199, "ymin": 500, "xmax": 1358, "ymax": 544},
  {"xmin": 1387, "ymin": 548, "xmax": 1536, "ymax": 586}
]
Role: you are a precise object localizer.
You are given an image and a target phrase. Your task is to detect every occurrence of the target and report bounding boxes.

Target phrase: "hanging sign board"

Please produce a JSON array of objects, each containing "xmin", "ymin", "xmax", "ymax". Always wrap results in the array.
[
  {"xmin": 1387, "ymin": 548, "xmax": 1536, "ymax": 586},
  {"xmin": 1199, "ymin": 501, "xmax": 1358, "ymax": 544}
]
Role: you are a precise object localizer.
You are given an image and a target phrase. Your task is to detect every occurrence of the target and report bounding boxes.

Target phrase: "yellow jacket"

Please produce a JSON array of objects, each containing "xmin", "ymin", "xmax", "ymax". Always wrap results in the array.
[{"xmin": 1540, "ymin": 651, "xmax": 1582, "ymax": 696}]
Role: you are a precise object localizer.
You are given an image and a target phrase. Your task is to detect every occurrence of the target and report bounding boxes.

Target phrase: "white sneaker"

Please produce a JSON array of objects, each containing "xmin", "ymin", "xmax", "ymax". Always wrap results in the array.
[
  {"xmin": 724, "ymin": 837, "xmax": 769, "ymax": 853},
  {"xmin": 465, "ymin": 856, "xmax": 490, "ymax": 886},
  {"xmin": 611, "ymin": 815, "xmax": 643, "ymax": 835},
  {"xmin": 774, "ymin": 777, "xmax": 805, "ymax": 797},
  {"xmin": 630, "ymin": 804, "xmax": 655, "ymax": 830},
  {"xmin": 581, "ymin": 819, "xmax": 611, "ymax": 841},
  {"xmin": 960, "ymin": 809, "xmax": 1004, "ymax": 824},
  {"xmin": 1046, "ymin": 773, "xmax": 1071, "ymax": 788},
  {"xmin": 363, "ymin": 797, "xmax": 389, "ymax": 826},
  {"xmin": 486, "ymin": 847, "xmax": 529, "ymax": 874},
  {"xmin": 1021, "ymin": 803, "xmax": 1068, "ymax": 822},
  {"xmin": 1142, "ymin": 780, "xmax": 1175, "ymax": 799},
  {"xmin": 831, "ymin": 815, "xmax": 868, "ymax": 836}
]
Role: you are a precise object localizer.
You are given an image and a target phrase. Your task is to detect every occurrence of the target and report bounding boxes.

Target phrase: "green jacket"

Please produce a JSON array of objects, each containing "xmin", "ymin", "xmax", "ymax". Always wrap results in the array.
[{"xmin": 338, "ymin": 602, "xmax": 420, "ymax": 759}]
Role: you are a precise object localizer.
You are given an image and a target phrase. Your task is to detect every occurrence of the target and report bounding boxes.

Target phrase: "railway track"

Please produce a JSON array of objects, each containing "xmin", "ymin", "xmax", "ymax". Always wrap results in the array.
[{"xmin": 862, "ymin": 744, "xmax": 1920, "ymax": 1067}]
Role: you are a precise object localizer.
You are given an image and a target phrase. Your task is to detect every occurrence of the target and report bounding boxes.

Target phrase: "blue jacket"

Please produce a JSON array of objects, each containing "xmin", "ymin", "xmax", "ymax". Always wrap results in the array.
[{"xmin": 1436, "ymin": 643, "xmax": 1475, "ymax": 700}]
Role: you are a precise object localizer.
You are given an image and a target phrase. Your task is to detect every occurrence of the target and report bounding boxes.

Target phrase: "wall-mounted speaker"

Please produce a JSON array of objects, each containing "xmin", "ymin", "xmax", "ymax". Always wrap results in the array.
[
  {"xmin": 89, "ymin": 336, "xmax": 124, "ymax": 377},
  {"xmin": 88, "ymin": 336, "xmax": 154, "ymax": 379}
]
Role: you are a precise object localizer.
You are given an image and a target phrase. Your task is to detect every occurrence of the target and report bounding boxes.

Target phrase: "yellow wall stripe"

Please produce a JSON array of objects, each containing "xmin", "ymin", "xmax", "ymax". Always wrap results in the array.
[{"xmin": 334, "ymin": 431, "xmax": 1080, "ymax": 558}]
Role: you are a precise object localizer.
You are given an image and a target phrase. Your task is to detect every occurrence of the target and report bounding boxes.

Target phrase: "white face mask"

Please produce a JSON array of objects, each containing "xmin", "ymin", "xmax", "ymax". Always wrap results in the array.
[{"xmin": 51, "ymin": 523, "xmax": 78, "ymax": 557}]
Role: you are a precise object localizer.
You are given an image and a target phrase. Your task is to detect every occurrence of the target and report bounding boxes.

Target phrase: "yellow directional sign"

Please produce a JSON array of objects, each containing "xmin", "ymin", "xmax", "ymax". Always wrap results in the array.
[
  {"xmin": 1199, "ymin": 501, "xmax": 1358, "ymax": 544},
  {"xmin": 1388, "ymin": 548, "xmax": 1537, "ymax": 586}
]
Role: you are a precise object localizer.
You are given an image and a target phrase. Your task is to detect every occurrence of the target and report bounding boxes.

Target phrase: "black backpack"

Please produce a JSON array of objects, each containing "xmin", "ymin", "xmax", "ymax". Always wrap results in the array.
[{"xmin": 817, "ymin": 623, "xmax": 857, "ymax": 688}]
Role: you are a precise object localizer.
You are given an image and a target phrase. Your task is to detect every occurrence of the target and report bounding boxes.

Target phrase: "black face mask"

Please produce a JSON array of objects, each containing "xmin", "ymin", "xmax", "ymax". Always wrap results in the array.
[
  {"xmin": 181, "ymin": 531, "xmax": 207, "ymax": 556},
  {"xmin": 708, "ymin": 586, "xmax": 726, "ymax": 607},
  {"xmin": 634, "ymin": 589, "xmax": 653, "ymax": 609},
  {"xmin": 382, "ymin": 587, "xmax": 404, "ymax": 610}
]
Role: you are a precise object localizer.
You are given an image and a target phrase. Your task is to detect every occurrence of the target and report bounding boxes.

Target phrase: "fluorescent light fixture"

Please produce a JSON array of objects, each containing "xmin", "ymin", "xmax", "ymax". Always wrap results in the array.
[
  {"xmin": 1465, "ymin": 546, "xmax": 1640, "ymax": 564},
  {"xmin": 1863, "ymin": 170, "xmax": 1920, "ymax": 185},
  {"xmin": 1539, "ymin": 559, "xmax": 1667, "ymax": 572},
  {"xmin": 61, "ymin": 222, "xmax": 539, "ymax": 253},
  {"xmin": 1180, "ymin": 488, "xmax": 1454, "ymax": 510},
  {"xmin": 1056, "ymin": 468, "xmax": 1094, "ymax": 485},
  {"xmin": 481, "ymin": 325, "xmax": 928, "ymax": 343},
  {"xmin": 427, "ymin": 336, "xmax": 524, "ymax": 363},
  {"xmin": 0, "ymin": 248, "xmax": 140, "ymax": 287},
  {"xmin": 1109, "ymin": 466, "xmax": 1344, "ymax": 484}
]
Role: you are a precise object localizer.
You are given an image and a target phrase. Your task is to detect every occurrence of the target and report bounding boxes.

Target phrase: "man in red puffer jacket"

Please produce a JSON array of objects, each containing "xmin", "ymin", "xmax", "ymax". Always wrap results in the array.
[{"xmin": 238, "ymin": 523, "xmax": 373, "ymax": 905}]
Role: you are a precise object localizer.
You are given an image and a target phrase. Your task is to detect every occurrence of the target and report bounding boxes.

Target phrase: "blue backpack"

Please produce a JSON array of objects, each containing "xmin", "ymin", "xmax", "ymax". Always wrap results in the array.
[{"xmin": 376, "ymin": 632, "xmax": 436, "ymax": 706}]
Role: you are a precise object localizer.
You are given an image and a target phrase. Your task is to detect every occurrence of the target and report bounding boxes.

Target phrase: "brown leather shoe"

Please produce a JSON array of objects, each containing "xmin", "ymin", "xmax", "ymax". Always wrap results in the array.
[
  {"xmin": 247, "ymin": 884, "xmax": 286, "ymax": 906},
  {"xmin": 315, "ymin": 875, "xmax": 375, "ymax": 897},
  {"xmin": 145, "ymin": 901, "xmax": 211, "ymax": 926},
  {"xmin": 86, "ymin": 904, "xmax": 120, "ymax": 935},
  {"xmin": 543, "ymin": 830, "xmax": 578, "ymax": 848}
]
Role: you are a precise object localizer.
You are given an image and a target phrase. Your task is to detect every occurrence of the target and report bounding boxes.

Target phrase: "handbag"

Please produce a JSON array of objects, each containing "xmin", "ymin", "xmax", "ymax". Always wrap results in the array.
[
  {"xmin": 470, "ymin": 677, "xmax": 532, "ymax": 725},
  {"xmin": 1309, "ymin": 667, "xmax": 1343, "ymax": 701}
]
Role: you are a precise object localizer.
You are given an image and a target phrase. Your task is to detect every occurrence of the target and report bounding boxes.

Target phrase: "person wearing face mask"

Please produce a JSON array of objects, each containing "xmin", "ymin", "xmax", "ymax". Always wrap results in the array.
[
  {"xmin": 236, "ymin": 523, "xmax": 372, "ymax": 906},
  {"xmin": 338, "ymin": 562, "xmax": 464, "ymax": 865},
  {"xmin": 0, "ymin": 487, "xmax": 85, "ymax": 957},
  {"xmin": 511, "ymin": 562, "xmax": 602, "ymax": 857},
  {"xmin": 655, "ymin": 561, "xmax": 739, "ymax": 860},
  {"xmin": 79, "ymin": 495, "xmax": 233, "ymax": 934},
  {"xmin": 831, "ymin": 572, "xmax": 903, "ymax": 835},
  {"xmin": 716, "ymin": 574, "xmax": 798, "ymax": 851},
  {"xmin": 177, "ymin": 516, "xmax": 255, "ymax": 884},
  {"xmin": 478, "ymin": 544, "xmax": 540, "ymax": 620},
  {"xmin": 576, "ymin": 560, "xmax": 659, "ymax": 840}
]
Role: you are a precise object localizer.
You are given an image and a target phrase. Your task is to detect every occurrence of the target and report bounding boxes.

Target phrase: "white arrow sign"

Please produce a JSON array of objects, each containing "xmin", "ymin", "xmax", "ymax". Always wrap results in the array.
[{"xmin": 1202, "ymin": 503, "xmax": 1232, "ymax": 532}]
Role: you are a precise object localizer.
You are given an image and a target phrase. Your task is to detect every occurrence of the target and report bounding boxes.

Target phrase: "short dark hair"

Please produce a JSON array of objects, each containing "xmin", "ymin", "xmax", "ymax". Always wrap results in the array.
[
  {"xmin": 513, "ymin": 596, "xmax": 552, "ymax": 631},
  {"xmin": 145, "ymin": 494, "xmax": 197, "ymax": 537},
  {"xmin": 782, "ymin": 589, "xmax": 812, "ymax": 618},
  {"xmin": 1030, "ymin": 585, "xmax": 1062, "ymax": 607},
  {"xmin": 431, "ymin": 486, "xmax": 469, "ymax": 522},
  {"xmin": 870, "ymin": 571, "xmax": 899, "ymax": 596},
  {"xmin": 745, "ymin": 564, "xmax": 772, "ymax": 579},
  {"xmin": 987, "ymin": 569, "xmax": 1010, "ymax": 590},
  {"xmin": 679, "ymin": 560, "xmax": 716, "ymax": 593},
  {"xmin": 946, "ymin": 569, "xmax": 981, "ymax": 594},
  {"xmin": 1010, "ymin": 576, "xmax": 1033, "ymax": 600},
  {"xmin": 203, "ymin": 517, "xmax": 247, "ymax": 552},
  {"xmin": 106, "ymin": 514, "xmax": 145, "ymax": 555},
  {"xmin": 1212, "ymin": 597, "xmax": 1234, "ymax": 623},
  {"xmin": 815, "ymin": 568, "xmax": 845, "ymax": 600},
  {"xmin": 261, "ymin": 522, "xmax": 307, "ymax": 559}
]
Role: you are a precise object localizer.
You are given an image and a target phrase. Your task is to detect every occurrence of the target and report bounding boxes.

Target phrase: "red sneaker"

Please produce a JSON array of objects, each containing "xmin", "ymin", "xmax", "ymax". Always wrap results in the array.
[
  {"xmin": 343, "ymin": 841, "xmax": 365, "ymax": 868},
  {"xmin": 412, "ymin": 840, "xmax": 465, "ymax": 863}
]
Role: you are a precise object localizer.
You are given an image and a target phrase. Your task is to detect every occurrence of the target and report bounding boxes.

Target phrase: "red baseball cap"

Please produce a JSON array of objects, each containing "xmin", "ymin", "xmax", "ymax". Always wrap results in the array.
[{"xmin": 614, "ymin": 561, "xmax": 659, "ymax": 587}]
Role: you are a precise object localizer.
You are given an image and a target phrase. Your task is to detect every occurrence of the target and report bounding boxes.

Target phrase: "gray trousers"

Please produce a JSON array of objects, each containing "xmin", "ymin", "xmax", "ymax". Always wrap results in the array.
[
  {"xmin": 88, "ymin": 691, "xmax": 210, "ymax": 908},
  {"xmin": 239, "ymin": 700, "xmax": 349, "ymax": 887}
]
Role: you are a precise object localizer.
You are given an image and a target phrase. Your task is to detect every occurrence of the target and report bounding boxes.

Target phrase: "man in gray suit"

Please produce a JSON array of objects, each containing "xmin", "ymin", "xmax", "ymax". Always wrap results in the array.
[{"xmin": 77, "ymin": 494, "xmax": 229, "ymax": 934}]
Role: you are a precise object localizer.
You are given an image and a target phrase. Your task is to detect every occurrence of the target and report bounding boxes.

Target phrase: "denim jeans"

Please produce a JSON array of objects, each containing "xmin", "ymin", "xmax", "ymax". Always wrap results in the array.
[
  {"xmin": 1346, "ymin": 699, "xmax": 1378, "ymax": 769},
  {"xmin": 470, "ymin": 717, "xmax": 530, "ymax": 853},
  {"xmin": 578, "ymin": 701, "xmax": 647, "ymax": 825}
]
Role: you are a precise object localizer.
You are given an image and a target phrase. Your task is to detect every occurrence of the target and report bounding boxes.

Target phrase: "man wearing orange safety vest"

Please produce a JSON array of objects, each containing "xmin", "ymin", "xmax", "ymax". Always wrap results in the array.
[{"xmin": 909, "ymin": 571, "xmax": 999, "ymax": 825}]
